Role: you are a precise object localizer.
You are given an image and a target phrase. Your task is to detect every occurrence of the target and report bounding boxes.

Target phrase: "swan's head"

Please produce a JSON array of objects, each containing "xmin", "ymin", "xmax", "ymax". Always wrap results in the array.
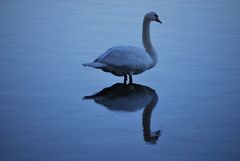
[{"xmin": 145, "ymin": 12, "xmax": 162, "ymax": 23}]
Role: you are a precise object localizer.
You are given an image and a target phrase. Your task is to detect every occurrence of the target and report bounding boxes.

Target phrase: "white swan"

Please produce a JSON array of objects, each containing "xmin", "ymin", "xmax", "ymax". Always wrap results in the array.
[{"xmin": 83, "ymin": 12, "xmax": 162, "ymax": 84}]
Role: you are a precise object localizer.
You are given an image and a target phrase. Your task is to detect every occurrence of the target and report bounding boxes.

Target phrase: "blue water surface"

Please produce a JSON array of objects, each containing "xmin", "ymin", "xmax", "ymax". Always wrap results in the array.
[{"xmin": 0, "ymin": 0, "xmax": 240, "ymax": 161}]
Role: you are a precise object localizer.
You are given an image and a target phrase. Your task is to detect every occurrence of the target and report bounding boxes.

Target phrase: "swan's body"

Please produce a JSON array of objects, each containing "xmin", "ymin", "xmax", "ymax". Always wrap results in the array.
[
  {"xmin": 89, "ymin": 46, "xmax": 153, "ymax": 76},
  {"xmin": 83, "ymin": 12, "xmax": 162, "ymax": 84}
]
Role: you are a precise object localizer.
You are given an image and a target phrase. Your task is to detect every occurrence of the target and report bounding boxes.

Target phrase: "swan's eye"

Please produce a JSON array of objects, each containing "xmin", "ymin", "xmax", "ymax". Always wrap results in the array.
[{"xmin": 154, "ymin": 14, "xmax": 158, "ymax": 18}]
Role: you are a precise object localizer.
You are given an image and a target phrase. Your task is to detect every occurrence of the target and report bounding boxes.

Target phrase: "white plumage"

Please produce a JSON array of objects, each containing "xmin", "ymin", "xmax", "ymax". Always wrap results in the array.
[{"xmin": 83, "ymin": 12, "xmax": 162, "ymax": 84}]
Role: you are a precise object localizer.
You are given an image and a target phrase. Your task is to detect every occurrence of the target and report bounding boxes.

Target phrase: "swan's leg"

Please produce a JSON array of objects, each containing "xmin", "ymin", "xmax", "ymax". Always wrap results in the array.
[
  {"xmin": 129, "ymin": 75, "xmax": 133, "ymax": 84},
  {"xmin": 124, "ymin": 75, "xmax": 128, "ymax": 84}
]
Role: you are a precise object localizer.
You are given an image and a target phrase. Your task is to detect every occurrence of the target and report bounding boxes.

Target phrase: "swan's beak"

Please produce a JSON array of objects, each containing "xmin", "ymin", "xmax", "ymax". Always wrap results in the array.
[{"xmin": 156, "ymin": 18, "xmax": 162, "ymax": 24}]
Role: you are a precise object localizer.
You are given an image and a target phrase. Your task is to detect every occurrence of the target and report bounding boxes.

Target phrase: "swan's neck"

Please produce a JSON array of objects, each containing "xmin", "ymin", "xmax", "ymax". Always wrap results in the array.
[{"xmin": 142, "ymin": 17, "xmax": 157, "ymax": 66}]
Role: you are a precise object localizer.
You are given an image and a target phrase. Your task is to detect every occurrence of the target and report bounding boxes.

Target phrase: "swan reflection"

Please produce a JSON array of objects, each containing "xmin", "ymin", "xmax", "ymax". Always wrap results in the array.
[{"xmin": 84, "ymin": 83, "xmax": 160, "ymax": 144}]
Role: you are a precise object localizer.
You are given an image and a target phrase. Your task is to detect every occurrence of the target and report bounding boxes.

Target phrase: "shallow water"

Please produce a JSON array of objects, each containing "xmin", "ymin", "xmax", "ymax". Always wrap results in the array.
[{"xmin": 1, "ymin": 0, "xmax": 240, "ymax": 161}]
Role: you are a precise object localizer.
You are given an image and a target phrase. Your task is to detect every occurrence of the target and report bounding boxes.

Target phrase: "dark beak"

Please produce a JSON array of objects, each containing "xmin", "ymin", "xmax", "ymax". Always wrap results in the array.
[{"xmin": 156, "ymin": 18, "xmax": 162, "ymax": 24}]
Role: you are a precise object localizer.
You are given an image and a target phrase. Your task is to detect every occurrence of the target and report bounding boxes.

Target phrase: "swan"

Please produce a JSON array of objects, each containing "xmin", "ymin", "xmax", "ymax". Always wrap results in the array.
[{"xmin": 83, "ymin": 12, "xmax": 162, "ymax": 84}]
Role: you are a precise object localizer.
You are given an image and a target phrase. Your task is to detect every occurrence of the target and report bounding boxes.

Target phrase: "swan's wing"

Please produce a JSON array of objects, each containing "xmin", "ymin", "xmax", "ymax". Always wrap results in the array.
[{"xmin": 95, "ymin": 46, "xmax": 152, "ymax": 70}]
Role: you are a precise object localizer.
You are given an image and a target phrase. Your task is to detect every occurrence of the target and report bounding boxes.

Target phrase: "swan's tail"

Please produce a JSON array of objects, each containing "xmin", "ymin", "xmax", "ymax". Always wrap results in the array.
[{"xmin": 82, "ymin": 62, "xmax": 106, "ymax": 69}]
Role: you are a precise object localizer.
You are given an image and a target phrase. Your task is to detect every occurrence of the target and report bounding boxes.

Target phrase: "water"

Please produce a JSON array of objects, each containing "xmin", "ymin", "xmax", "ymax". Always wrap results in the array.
[{"xmin": 1, "ymin": 0, "xmax": 240, "ymax": 161}]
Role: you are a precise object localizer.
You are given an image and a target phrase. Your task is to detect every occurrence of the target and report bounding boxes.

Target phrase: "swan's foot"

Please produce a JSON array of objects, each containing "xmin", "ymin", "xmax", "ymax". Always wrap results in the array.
[
  {"xmin": 123, "ymin": 75, "xmax": 127, "ymax": 84},
  {"xmin": 129, "ymin": 75, "xmax": 133, "ymax": 84},
  {"xmin": 123, "ymin": 74, "xmax": 133, "ymax": 84}
]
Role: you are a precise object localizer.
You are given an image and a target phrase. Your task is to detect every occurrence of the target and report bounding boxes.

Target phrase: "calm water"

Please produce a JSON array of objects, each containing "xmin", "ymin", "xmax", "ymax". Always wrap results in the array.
[{"xmin": 1, "ymin": 0, "xmax": 240, "ymax": 161}]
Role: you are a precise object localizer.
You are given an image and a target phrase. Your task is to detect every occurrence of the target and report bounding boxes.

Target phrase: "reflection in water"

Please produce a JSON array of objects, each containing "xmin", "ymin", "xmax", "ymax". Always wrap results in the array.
[{"xmin": 84, "ymin": 83, "xmax": 160, "ymax": 144}]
